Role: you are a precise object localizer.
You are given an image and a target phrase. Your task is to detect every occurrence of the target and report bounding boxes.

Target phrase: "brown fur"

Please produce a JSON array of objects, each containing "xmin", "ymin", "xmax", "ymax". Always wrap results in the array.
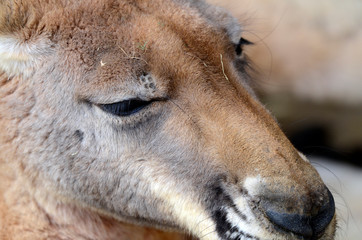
[{"xmin": 0, "ymin": 0, "xmax": 336, "ymax": 239}]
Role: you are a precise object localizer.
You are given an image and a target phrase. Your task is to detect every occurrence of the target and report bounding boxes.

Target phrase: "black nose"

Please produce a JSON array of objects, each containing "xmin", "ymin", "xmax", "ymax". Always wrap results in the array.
[{"xmin": 264, "ymin": 188, "xmax": 335, "ymax": 238}]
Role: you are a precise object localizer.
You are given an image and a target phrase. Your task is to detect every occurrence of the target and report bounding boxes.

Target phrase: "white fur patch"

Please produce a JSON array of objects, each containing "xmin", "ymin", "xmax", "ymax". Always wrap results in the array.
[
  {"xmin": 0, "ymin": 36, "xmax": 53, "ymax": 77},
  {"xmin": 243, "ymin": 176, "xmax": 263, "ymax": 197},
  {"xmin": 145, "ymin": 175, "xmax": 218, "ymax": 240}
]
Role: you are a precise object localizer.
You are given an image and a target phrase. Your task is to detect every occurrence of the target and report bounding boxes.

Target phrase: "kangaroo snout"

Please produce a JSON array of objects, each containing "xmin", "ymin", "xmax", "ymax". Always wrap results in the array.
[
  {"xmin": 238, "ymin": 170, "xmax": 336, "ymax": 239},
  {"xmin": 0, "ymin": 0, "xmax": 337, "ymax": 239},
  {"xmin": 263, "ymin": 186, "xmax": 335, "ymax": 238}
]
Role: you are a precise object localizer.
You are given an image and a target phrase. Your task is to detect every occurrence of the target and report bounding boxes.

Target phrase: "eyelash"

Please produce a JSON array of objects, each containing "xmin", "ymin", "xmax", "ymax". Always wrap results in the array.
[
  {"xmin": 98, "ymin": 99, "xmax": 154, "ymax": 117},
  {"xmin": 235, "ymin": 37, "xmax": 253, "ymax": 56}
]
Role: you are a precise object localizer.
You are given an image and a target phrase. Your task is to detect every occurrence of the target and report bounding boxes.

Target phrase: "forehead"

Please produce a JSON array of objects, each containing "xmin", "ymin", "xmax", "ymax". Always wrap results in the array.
[
  {"xmin": 40, "ymin": 0, "xmax": 237, "ymax": 98},
  {"xmin": 47, "ymin": 0, "xmax": 232, "ymax": 64}
]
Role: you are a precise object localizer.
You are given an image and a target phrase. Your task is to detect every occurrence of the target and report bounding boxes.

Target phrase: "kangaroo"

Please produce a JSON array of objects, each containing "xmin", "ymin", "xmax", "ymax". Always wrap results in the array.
[{"xmin": 0, "ymin": 0, "xmax": 336, "ymax": 239}]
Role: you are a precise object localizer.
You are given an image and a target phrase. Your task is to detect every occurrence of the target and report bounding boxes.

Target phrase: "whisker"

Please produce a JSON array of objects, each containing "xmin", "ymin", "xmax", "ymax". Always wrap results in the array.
[
  {"xmin": 199, "ymin": 223, "xmax": 214, "ymax": 235},
  {"xmin": 310, "ymin": 160, "xmax": 344, "ymax": 190},
  {"xmin": 168, "ymin": 98, "xmax": 201, "ymax": 132},
  {"xmin": 310, "ymin": 159, "xmax": 358, "ymax": 238},
  {"xmin": 195, "ymin": 215, "xmax": 213, "ymax": 233},
  {"xmin": 255, "ymin": 7, "xmax": 288, "ymax": 42},
  {"xmin": 199, "ymin": 229, "xmax": 217, "ymax": 240},
  {"xmin": 242, "ymin": 30, "xmax": 274, "ymax": 87}
]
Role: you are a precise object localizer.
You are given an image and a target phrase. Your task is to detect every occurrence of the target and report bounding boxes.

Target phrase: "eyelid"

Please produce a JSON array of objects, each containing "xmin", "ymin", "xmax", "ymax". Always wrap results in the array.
[
  {"xmin": 97, "ymin": 99, "xmax": 154, "ymax": 117},
  {"xmin": 96, "ymin": 97, "xmax": 169, "ymax": 117}
]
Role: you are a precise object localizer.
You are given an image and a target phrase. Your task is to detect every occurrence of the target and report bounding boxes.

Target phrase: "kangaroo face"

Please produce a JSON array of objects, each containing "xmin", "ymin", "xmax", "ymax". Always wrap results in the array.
[{"xmin": 0, "ymin": 0, "xmax": 336, "ymax": 239}]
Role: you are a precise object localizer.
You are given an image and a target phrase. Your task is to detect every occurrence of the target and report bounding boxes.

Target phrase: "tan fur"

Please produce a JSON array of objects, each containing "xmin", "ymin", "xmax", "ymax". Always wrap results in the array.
[
  {"xmin": 0, "ymin": 167, "xmax": 189, "ymax": 240},
  {"xmin": 0, "ymin": 0, "xmax": 336, "ymax": 240}
]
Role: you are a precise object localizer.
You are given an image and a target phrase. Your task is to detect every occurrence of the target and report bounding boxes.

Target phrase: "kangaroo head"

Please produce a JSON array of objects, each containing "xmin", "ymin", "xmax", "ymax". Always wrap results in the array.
[{"xmin": 0, "ymin": 0, "xmax": 336, "ymax": 239}]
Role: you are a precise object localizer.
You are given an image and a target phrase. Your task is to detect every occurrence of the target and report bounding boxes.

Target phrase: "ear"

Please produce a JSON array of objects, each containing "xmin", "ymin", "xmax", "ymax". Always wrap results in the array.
[
  {"xmin": 205, "ymin": 6, "xmax": 242, "ymax": 44},
  {"xmin": 188, "ymin": 0, "xmax": 242, "ymax": 44},
  {"xmin": 0, "ymin": 1, "xmax": 52, "ymax": 77}
]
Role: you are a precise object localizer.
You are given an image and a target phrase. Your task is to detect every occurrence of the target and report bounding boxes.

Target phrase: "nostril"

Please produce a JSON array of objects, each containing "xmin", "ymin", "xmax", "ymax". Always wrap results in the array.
[
  {"xmin": 311, "ymin": 189, "xmax": 335, "ymax": 235},
  {"xmin": 264, "ymin": 188, "xmax": 335, "ymax": 238},
  {"xmin": 266, "ymin": 210, "xmax": 313, "ymax": 237}
]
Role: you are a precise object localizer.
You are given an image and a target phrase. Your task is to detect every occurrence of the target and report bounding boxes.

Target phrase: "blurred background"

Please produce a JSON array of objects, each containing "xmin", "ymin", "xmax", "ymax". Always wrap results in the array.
[{"xmin": 208, "ymin": 0, "xmax": 362, "ymax": 239}]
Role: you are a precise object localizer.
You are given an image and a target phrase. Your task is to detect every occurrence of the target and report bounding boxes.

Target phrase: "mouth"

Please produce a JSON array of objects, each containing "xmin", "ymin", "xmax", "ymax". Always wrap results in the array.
[
  {"xmin": 212, "ymin": 207, "xmax": 257, "ymax": 240},
  {"xmin": 204, "ymin": 184, "xmax": 335, "ymax": 240},
  {"xmin": 208, "ymin": 185, "xmax": 264, "ymax": 240}
]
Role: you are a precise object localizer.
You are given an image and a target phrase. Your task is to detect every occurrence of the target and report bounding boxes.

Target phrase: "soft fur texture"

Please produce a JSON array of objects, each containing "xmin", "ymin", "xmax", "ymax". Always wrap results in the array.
[{"xmin": 0, "ymin": 1, "xmax": 336, "ymax": 240}]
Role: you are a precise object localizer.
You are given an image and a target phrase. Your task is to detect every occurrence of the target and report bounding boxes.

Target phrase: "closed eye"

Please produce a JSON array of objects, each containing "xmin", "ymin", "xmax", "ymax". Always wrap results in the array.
[{"xmin": 97, "ymin": 99, "xmax": 154, "ymax": 117}]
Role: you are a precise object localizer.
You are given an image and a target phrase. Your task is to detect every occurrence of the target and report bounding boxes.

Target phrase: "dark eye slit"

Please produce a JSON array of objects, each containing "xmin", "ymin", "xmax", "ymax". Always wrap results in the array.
[{"xmin": 98, "ymin": 99, "xmax": 154, "ymax": 117}]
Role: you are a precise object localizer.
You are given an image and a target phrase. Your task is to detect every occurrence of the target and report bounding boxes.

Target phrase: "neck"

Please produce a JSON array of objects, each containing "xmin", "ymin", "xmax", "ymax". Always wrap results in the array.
[{"xmin": 0, "ymin": 161, "xmax": 191, "ymax": 240}]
